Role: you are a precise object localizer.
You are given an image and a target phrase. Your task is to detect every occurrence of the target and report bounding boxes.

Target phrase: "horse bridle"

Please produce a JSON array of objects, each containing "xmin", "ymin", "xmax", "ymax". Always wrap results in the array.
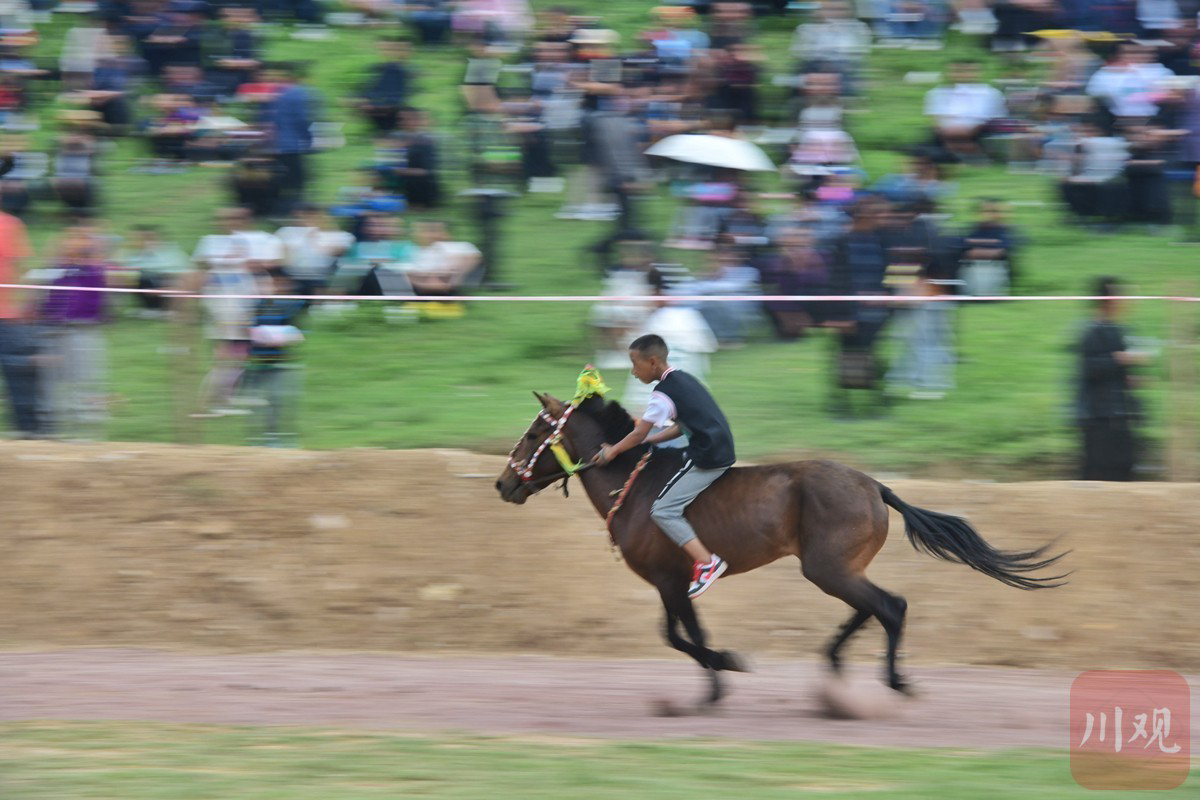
[{"xmin": 507, "ymin": 405, "xmax": 595, "ymax": 495}]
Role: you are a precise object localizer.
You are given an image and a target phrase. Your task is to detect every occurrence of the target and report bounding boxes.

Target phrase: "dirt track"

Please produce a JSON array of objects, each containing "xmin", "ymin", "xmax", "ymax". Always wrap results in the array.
[
  {"xmin": 2, "ymin": 442, "xmax": 1199, "ymax": 746},
  {"xmin": 0, "ymin": 649, "xmax": 1105, "ymax": 749}
]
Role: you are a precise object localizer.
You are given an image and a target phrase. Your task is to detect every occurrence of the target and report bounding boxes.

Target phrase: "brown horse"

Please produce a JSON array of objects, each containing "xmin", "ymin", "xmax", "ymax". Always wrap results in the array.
[{"xmin": 495, "ymin": 390, "xmax": 1067, "ymax": 707}]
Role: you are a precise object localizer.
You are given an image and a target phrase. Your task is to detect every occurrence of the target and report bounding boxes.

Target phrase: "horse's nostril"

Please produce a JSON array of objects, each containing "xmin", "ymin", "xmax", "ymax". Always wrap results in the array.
[{"xmin": 495, "ymin": 480, "xmax": 503, "ymax": 492}]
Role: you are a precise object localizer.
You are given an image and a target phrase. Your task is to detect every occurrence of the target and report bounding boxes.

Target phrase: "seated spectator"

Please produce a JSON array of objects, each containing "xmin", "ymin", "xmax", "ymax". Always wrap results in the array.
[
  {"xmin": 207, "ymin": 6, "xmax": 262, "ymax": 100},
  {"xmin": 60, "ymin": 14, "xmax": 114, "ymax": 90},
  {"xmin": 51, "ymin": 133, "xmax": 99, "ymax": 212},
  {"xmin": 0, "ymin": 132, "xmax": 43, "ymax": 217},
  {"xmin": 409, "ymin": 0, "xmax": 454, "ymax": 45},
  {"xmin": 380, "ymin": 107, "xmax": 442, "ymax": 210},
  {"xmin": 1137, "ymin": 0, "xmax": 1181, "ymax": 40},
  {"xmin": 761, "ymin": 225, "xmax": 832, "ymax": 340},
  {"xmin": 1086, "ymin": 42, "xmax": 1174, "ymax": 133},
  {"xmin": 138, "ymin": 1, "xmax": 204, "ymax": 79},
  {"xmin": 687, "ymin": 240, "xmax": 761, "ymax": 347},
  {"xmin": 959, "ymin": 197, "xmax": 1022, "ymax": 290},
  {"xmin": 161, "ymin": 64, "xmax": 219, "ymax": 105},
  {"xmin": 230, "ymin": 148, "xmax": 283, "ymax": 219},
  {"xmin": 275, "ymin": 204, "xmax": 356, "ymax": 295},
  {"xmin": 873, "ymin": 150, "xmax": 951, "ymax": 207},
  {"xmin": 1122, "ymin": 120, "xmax": 1177, "ymax": 226},
  {"xmin": 339, "ymin": 213, "xmax": 416, "ymax": 295},
  {"xmin": 1041, "ymin": 32, "xmax": 1100, "ymax": 93},
  {"xmin": 1061, "ymin": 120, "xmax": 1130, "ymax": 227},
  {"xmin": 790, "ymin": 0, "xmax": 870, "ymax": 94},
  {"xmin": 406, "ymin": 219, "xmax": 481, "ymax": 295},
  {"xmin": 924, "ymin": 59, "xmax": 1007, "ymax": 161},
  {"xmin": 882, "ymin": 0, "xmax": 946, "ymax": 45},
  {"xmin": 78, "ymin": 37, "xmax": 141, "ymax": 135},
  {"xmin": 713, "ymin": 42, "xmax": 763, "ymax": 126},
  {"xmin": 355, "ymin": 37, "xmax": 414, "ymax": 135},
  {"xmin": 117, "ymin": 224, "xmax": 190, "ymax": 316},
  {"xmin": 143, "ymin": 93, "xmax": 201, "ymax": 168}
]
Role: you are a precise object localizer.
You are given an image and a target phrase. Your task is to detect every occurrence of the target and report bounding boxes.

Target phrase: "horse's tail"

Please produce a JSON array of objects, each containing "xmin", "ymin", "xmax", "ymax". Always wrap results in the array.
[{"xmin": 878, "ymin": 484, "xmax": 1070, "ymax": 590}]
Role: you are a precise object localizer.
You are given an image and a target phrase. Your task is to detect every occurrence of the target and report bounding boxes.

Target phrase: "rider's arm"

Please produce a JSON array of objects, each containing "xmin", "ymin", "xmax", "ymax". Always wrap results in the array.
[
  {"xmin": 596, "ymin": 418, "xmax": 654, "ymax": 464},
  {"xmin": 645, "ymin": 424, "xmax": 683, "ymax": 446}
]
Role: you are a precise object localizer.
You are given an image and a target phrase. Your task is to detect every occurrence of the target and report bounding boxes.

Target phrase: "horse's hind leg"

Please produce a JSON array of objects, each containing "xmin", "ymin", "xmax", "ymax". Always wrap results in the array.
[
  {"xmin": 804, "ymin": 565, "xmax": 910, "ymax": 694},
  {"xmin": 826, "ymin": 609, "xmax": 871, "ymax": 674}
]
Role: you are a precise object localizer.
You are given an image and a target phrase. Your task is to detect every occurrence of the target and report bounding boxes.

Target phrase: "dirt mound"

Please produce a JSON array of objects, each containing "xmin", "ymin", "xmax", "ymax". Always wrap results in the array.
[{"xmin": 3, "ymin": 442, "xmax": 1198, "ymax": 670}]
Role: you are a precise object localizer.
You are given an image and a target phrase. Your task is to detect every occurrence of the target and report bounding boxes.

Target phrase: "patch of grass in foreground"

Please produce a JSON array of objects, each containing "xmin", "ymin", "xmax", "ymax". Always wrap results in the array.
[{"xmin": 3, "ymin": 722, "xmax": 1193, "ymax": 799}]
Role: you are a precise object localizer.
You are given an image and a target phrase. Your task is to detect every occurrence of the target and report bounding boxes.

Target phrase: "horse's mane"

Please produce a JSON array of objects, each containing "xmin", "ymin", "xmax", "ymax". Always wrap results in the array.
[{"xmin": 578, "ymin": 394, "xmax": 636, "ymax": 443}]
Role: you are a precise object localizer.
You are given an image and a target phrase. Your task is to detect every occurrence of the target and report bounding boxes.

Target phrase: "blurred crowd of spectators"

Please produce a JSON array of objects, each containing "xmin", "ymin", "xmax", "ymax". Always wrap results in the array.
[{"xmin": 0, "ymin": 0, "xmax": 1180, "ymax": 473}]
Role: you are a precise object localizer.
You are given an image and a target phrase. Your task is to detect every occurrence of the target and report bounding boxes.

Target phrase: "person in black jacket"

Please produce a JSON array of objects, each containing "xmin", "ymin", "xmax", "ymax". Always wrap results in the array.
[
  {"xmin": 593, "ymin": 334, "xmax": 735, "ymax": 599},
  {"xmin": 356, "ymin": 38, "xmax": 414, "ymax": 134},
  {"xmin": 1075, "ymin": 276, "xmax": 1148, "ymax": 481}
]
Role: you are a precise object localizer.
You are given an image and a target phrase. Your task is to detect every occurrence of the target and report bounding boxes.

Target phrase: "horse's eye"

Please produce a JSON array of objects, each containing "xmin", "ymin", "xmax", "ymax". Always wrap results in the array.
[{"xmin": 525, "ymin": 433, "xmax": 537, "ymax": 441}]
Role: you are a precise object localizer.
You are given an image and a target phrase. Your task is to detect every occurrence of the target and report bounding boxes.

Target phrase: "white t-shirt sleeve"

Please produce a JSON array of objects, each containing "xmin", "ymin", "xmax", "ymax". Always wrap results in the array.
[{"xmin": 642, "ymin": 390, "xmax": 676, "ymax": 428}]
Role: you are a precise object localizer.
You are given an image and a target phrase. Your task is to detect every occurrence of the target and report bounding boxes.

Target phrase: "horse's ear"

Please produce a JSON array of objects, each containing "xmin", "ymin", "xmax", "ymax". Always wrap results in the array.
[{"xmin": 537, "ymin": 392, "xmax": 566, "ymax": 414}]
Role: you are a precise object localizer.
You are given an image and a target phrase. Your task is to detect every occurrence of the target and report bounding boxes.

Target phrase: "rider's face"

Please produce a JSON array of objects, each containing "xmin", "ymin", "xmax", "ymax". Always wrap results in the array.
[{"xmin": 629, "ymin": 350, "xmax": 661, "ymax": 384}]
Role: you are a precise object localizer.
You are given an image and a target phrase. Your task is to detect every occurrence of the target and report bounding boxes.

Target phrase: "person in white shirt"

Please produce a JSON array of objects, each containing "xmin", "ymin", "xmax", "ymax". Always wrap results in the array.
[
  {"xmin": 275, "ymin": 203, "xmax": 355, "ymax": 295},
  {"xmin": 192, "ymin": 208, "xmax": 265, "ymax": 417},
  {"xmin": 1086, "ymin": 42, "xmax": 1174, "ymax": 123},
  {"xmin": 790, "ymin": 0, "xmax": 871, "ymax": 93},
  {"xmin": 923, "ymin": 59, "xmax": 1007, "ymax": 159},
  {"xmin": 406, "ymin": 219, "xmax": 480, "ymax": 295}
]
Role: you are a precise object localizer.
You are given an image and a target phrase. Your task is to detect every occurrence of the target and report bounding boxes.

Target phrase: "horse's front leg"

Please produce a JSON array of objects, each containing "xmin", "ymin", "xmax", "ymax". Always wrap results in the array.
[{"xmin": 656, "ymin": 582, "xmax": 749, "ymax": 709}]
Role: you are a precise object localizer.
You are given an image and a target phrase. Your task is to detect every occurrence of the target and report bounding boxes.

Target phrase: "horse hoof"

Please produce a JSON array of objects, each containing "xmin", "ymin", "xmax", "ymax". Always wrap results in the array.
[
  {"xmin": 720, "ymin": 650, "xmax": 752, "ymax": 673},
  {"xmin": 891, "ymin": 681, "xmax": 919, "ymax": 698},
  {"xmin": 652, "ymin": 698, "xmax": 692, "ymax": 717}
]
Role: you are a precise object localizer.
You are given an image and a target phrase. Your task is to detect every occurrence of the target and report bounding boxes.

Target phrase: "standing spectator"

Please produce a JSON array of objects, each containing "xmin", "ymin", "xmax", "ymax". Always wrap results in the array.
[
  {"xmin": 356, "ymin": 37, "xmax": 414, "ymax": 134},
  {"xmin": 828, "ymin": 195, "xmax": 891, "ymax": 410},
  {"xmin": 192, "ymin": 208, "xmax": 261, "ymax": 417},
  {"xmin": 208, "ymin": 6, "xmax": 262, "ymax": 100},
  {"xmin": 761, "ymin": 225, "xmax": 832, "ymax": 340},
  {"xmin": 270, "ymin": 61, "xmax": 318, "ymax": 216},
  {"xmin": 41, "ymin": 218, "xmax": 109, "ymax": 438},
  {"xmin": 244, "ymin": 271, "xmax": 306, "ymax": 447},
  {"xmin": 1060, "ymin": 119, "xmax": 1129, "ymax": 227},
  {"xmin": 117, "ymin": 224, "xmax": 190, "ymax": 317},
  {"xmin": 387, "ymin": 107, "xmax": 442, "ymax": 209},
  {"xmin": 886, "ymin": 267, "xmax": 954, "ymax": 399},
  {"xmin": 1074, "ymin": 276, "xmax": 1148, "ymax": 481},
  {"xmin": 275, "ymin": 203, "xmax": 355, "ymax": 295},
  {"xmin": 51, "ymin": 133, "xmax": 100, "ymax": 212},
  {"xmin": 0, "ymin": 206, "xmax": 42, "ymax": 437}
]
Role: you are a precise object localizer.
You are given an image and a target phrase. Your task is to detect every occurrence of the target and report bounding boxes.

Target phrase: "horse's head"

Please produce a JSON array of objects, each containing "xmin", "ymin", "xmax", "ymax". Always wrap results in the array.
[
  {"xmin": 495, "ymin": 391, "xmax": 577, "ymax": 504},
  {"xmin": 495, "ymin": 389, "xmax": 634, "ymax": 504}
]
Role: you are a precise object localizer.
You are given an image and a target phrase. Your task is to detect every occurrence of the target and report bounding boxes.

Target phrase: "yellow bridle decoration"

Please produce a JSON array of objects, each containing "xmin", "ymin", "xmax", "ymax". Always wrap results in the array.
[{"xmin": 548, "ymin": 366, "xmax": 610, "ymax": 475}]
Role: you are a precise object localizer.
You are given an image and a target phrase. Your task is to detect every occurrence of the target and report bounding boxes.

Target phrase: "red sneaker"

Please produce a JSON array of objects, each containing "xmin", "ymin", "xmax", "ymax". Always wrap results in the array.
[{"xmin": 687, "ymin": 555, "xmax": 728, "ymax": 599}]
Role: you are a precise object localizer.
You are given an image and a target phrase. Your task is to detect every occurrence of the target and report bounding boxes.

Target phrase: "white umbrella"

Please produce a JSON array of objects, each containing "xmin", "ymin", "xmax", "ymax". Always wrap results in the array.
[{"xmin": 645, "ymin": 134, "xmax": 776, "ymax": 172}]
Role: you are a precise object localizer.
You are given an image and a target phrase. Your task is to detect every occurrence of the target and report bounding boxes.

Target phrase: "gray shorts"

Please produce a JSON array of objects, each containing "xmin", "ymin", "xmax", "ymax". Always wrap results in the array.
[{"xmin": 649, "ymin": 457, "xmax": 729, "ymax": 548}]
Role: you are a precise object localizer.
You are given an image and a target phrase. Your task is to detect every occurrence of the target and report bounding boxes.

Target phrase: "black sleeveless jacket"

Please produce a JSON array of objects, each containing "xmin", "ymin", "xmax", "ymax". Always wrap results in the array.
[{"xmin": 654, "ymin": 369, "xmax": 736, "ymax": 469}]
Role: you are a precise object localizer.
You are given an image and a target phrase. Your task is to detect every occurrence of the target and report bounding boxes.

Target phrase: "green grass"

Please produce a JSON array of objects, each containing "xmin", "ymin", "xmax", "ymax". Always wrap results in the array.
[
  {"xmin": 15, "ymin": 11, "xmax": 1200, "ymax": 477},
  {"xmin": 6, "ymin": 722, "xmax": 1194, "ymax": 799}
]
